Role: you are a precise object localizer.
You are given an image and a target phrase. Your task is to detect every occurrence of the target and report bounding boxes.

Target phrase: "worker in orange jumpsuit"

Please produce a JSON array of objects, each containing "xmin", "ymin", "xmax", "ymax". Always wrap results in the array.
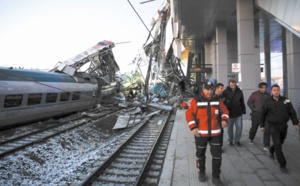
[{"xmin": 186, "ymin": 81, "xmax": 229, "ymax": 185}]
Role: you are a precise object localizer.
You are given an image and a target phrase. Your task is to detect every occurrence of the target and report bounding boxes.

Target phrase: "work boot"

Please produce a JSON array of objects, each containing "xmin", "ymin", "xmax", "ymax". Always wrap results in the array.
[
  {"xmin": 235, "ymin": 141, "xmax": 241, "ymax": 146},
  {"xmin": 263, "ymin": 146, "xmax": 270, "ymax": 151},
  {"xmin": 198, "ymin": 172, "xmax": 206, "ymax": 182},
  {"xmin": 269, "ymin": 150, "xmax": 275, "ymax": 159},
  {"xmin": 212, "ymin": 177, "xmax": 223, "ymax": 186},
  {"xmin": 197, "ymin": 158, "xmax": 206, "ymax": 173},
  {"xmin": 280, "ymin": 164, "xmax": 288, "ymax": 173},
  {"xmin": 248, "ymin": 139, "xmax": 254, "ymax": 144}
]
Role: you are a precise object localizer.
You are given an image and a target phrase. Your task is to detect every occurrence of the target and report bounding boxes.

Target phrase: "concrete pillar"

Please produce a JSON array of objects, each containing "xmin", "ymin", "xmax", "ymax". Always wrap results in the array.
[
  {"xmin": 282, "ymin": 27, "xmax": 288, "ymax": 96},
  {"xmin": 264, "ymin": 19, "xmax": 271, "ymax": 93},
  {"xmin": 286, "ymin": 30, "xmax": 300, "ymax": 107},
  {"xmin": 204, "ymin": 38, "xmax": 216, "ymax": 80},
  {"xmin": 216, "ymin": 23, "xmax": 228, "ymax": 84},
  {"xmin": 196, "ymin": 55, "xmax": 202, "ymax": 83},
  {"xmin": 202, "ymin": 46, "xmax": 208, "ymax": 81},
  {"xmin": 186, "ymin": 52, "xmax": 194, "ymax": 84},
  {"xmin": 236, "ymin": 0, "xmax": 260, "ymax": 119},
  {"xmin": 227, "ymin": 31, "xmax": 238, "ymax": 76}
]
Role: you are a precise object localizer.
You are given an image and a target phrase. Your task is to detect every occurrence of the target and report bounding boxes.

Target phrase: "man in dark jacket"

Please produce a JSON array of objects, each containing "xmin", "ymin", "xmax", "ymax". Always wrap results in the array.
[
  {"xmin": 247, "ymin": 82, "xmax": 271, "ymax": 150},
  {"xmin": 214, "ymin": 83, "xmax": 225, "ymax": 148},
  {"xmin": 221, "ymin": 79, "xmax": 246, "ymax": 146},
  {"xmin": 260, "ymin": 84, "xmax": 299, "ymax": 172}
]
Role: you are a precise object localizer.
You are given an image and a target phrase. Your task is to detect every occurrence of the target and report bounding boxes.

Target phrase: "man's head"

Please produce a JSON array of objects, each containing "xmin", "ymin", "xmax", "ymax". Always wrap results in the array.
[
  {"xmin": 229, "ymin": 79, "xmax": 237, "ymax": 90},
  {"xmin": 203, "ymin": 81, "xmax": 214, "ymax": 98},
  {"xmin": 271, "ymin": 84, "xmax": 280, "ymax": 98},
  {"xmin": 258, "ymin": 82, "xmax": 267, "ymax": 93},
  {"xmin": 215, "ymin": 83, "xmax": 224, "ymax": 96}
]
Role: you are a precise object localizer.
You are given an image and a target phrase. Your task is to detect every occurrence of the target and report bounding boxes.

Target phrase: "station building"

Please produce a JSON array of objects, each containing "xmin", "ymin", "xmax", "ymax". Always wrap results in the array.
[{"xmin": 172, "ymin": 0, "xmax": 300, "ymax": 119}]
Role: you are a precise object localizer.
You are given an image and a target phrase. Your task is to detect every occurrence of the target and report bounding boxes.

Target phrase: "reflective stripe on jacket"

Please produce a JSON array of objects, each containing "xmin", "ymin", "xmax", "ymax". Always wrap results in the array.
[{"xmin": 185, "ymin": 92, "xmax": 229, "ymax": 137}]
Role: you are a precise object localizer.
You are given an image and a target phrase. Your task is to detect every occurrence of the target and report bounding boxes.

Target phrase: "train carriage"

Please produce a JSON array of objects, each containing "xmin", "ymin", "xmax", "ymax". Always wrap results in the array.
[{"xmin": 0, "ymin": 67, "xmax": 98, "ymax": 130}]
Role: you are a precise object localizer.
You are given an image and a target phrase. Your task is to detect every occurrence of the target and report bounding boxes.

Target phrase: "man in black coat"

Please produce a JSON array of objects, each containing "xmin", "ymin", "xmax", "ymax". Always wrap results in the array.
[
  {"xmin": 214, "ymin": 83, "xmax": 225, "ymax": 148},
  {"xmin": 260, "ymin": 84, "xmax": 299, "ymax": 172},
  {"xmin": 221, "ymin": 79, "xmax": 246, "ymax": 146},
  {"xmin": 247, "ymin": 82, "xmax": 271, "ymax": 150}
]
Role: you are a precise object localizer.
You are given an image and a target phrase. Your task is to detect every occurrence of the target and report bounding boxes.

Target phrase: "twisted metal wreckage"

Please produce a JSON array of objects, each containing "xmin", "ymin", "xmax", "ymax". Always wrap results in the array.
[
  {"xmin": 0, "ymin": 2, "xmax": 195, "ymax": 131},
  {"xmin": 50, "ymin": 2, "xmax": 193, "ymax": 107}
]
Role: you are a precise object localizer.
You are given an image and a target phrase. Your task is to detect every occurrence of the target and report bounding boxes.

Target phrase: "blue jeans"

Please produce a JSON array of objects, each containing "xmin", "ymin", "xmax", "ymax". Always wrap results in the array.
[{"xmin": 227, "ymin": 116, "xmax": 243, "ymax": 142}]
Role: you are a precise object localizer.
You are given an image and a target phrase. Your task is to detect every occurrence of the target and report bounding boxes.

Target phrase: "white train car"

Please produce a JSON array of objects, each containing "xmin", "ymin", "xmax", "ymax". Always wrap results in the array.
[{"xmin": 0, "ymin": 67, "xmax": 98, "ymax": 130}]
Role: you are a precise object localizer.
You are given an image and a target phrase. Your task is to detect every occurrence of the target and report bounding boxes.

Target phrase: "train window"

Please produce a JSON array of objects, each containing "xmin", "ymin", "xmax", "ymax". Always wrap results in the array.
[
  {"xmin": 46, "ymin": 93, "xmax": 57, "ymax": 103},
  {"xmin": 60, "ymin": 92, "xmax": 70, "ymax": 102},
  {"xmin": 4, "ymin": 94, "xmax": 23, "ymax": 108},
  {"xmin": 72, "ymin": 92, "xmax": 80, "ymax": 100},
  {"xmin": 27, "ymin": 94, "xmax": 42, "ymax": 105}
]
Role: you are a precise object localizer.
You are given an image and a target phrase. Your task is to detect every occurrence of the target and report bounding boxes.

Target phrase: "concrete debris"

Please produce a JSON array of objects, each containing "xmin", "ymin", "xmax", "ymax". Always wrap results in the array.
[
  {"xmin": 113, "ymin": 115, "xmax": 130, "ymax": 129},
  {"xmin": 81, "ymin": 112, "xmax": 105, "ymax": 118},
  {"xmin": 124, "ymin": 107, "xmax": 142, "ymax": 115},
  {"xmin": 146, "ymin": 110, "xmax": 161, "ymax": 117},
  {"xmin": 147, "ymin": 103, "xmax": 173, "ymax": 111}
]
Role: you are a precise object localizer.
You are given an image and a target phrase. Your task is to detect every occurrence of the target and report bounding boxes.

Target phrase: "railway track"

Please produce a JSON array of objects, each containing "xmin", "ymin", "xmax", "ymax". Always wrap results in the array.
[
  {"xmin": 70, "ymin": 108, "xmax": 176, "ymax": 186},
  {"xmin": 0, "ymin": 108, "xmax": 119, "ymax": 158}
]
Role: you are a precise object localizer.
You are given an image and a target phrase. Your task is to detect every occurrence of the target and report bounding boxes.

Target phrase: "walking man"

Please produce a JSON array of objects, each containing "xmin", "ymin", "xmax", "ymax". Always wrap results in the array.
[
  {"xmin": 222, "ymin": 79, "xmax": 246, "ymax": 146},
  {"xmin": 260, "ymin": 84, "xmax": 299, "ymax": 172},
  {"xmin": 214, "ymin": 83, "xmax": 225, "ymax": 148},
  {"xmin": 186, "ymin": 81, "xmax": 229, "ymax": 185},
  {"xmin": 247, "ymin": 82, "xmax": 271, "ymax": 150},
  {"xmin": 215, "ymin": 83, "xmax": 224, "ymax": 97}
]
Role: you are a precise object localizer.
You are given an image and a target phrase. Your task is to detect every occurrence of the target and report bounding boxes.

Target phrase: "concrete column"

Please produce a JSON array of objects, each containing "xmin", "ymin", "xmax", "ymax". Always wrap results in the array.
[
  {"xmin": 204, "ymin": 38, "xmax": 216, "ymax": 80},
  {"xmin": 196, "ymin": 54, "xmax": 202, "ymax": 83},
  {"xmin": 236, "ymin": 0, "xmax": 260, "ymax": 119},
  {"xmin": 227, "ymin": 31, "xmax": 238, "ymax": 74},
  {"xmin": 216, "ymin": 23, "xmax": 228, "ymax": 84},
  {"xmin": 264, "ymin": 19, "xmax": 271, "ymax": 93},
  {"xmin": 201, "ymin": 46, "xmax": 205, "ymax": 69},
  {"xmin": 186, "ymin": 52, "xmax": 194, "ymax": 84},
  {"xmin": 286, "ymin": 30, "xmax": 300, "ymax": 106},
  {"xmin": 282, "ymin": 27, "xmax": 288, "ymax": 96}
]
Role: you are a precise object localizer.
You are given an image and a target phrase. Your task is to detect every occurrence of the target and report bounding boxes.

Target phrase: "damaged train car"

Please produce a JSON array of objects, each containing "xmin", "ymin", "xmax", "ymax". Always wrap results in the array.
[
  {"xmin": 0, "ymin": 1, "xmax": 194, "ymax": 130},
  {"xmin": 0, "ymin": 40, "xmax": 120, "ymax": 130}
]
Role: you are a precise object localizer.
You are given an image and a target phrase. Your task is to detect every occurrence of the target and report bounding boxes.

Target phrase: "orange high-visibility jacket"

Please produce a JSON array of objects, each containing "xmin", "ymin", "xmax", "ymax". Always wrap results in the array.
[{"xmin": 185, "ymin": 92, "xmax": 229, "ymax": 137}]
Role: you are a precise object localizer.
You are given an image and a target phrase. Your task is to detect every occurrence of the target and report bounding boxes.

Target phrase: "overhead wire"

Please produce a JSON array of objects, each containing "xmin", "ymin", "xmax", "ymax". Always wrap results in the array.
[{"xmin": 127, "ymin": 0, "xmax": 154, "ymax": 40}]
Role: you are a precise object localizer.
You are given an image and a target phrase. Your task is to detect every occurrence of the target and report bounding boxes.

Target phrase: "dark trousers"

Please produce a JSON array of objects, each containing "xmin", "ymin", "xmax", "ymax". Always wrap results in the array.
[
  {"xmin": 269, "ymin": 124, "xmax": 288, "ymax": 166},
  {"xmin": 220, "ymin": 127, "xmax": 224, "ymax": 146},
  {"xmin": 263, "ymin": 122, "xmax": 271, "ymax": 147},
  {"xmin": 195, "ymin": 134, "xmax": 222, "ymax": 178},
  {"xmin": 249, "ymin": 112, "xmax": 271, "ymax": 146}
]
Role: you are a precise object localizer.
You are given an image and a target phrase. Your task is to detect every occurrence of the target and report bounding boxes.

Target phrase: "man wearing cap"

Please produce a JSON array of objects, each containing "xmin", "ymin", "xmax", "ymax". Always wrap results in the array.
[
  {"xmin": 186, "ymin": 81, "xmax": 229, "ymax": 185},
  {"xmin": 221, "ymin": 79, "xmax": 246, "ymax": 146},
  {"xmin": 247, "ymin": 82, "xmax": 271, "ymax": 150}
]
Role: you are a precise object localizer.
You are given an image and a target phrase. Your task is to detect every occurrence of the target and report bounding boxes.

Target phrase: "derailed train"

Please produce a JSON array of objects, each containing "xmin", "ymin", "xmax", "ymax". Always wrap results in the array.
[
  {"xmin": 0, "ymin": 67, "xmax": 118, "ymax": 130},
  {"xmin": 0, "ymin": 40, "xmax": 123, "ymax": 130}
]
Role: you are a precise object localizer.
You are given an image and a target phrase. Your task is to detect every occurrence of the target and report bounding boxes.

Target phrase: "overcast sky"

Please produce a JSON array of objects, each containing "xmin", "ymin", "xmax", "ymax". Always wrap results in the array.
[{"xmin": 0, "ymin": 0, "xmax": 164, "ymax": 72}]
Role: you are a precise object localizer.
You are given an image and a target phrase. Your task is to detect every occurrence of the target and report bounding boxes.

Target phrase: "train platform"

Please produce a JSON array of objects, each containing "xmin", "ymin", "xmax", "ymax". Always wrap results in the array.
[{"xmin": 159, "ymin": 108, "xmax": 300, "ymax": 186}]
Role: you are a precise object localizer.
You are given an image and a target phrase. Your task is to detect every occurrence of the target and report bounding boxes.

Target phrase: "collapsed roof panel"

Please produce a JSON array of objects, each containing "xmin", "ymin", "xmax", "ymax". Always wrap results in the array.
[
  {"xmin": 63, "ymin": 40, "xmax": 115, "ymax": 65},
  {"xmin": 50, "ymin": 40, "xmax": 120, "ymax": 81}
]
